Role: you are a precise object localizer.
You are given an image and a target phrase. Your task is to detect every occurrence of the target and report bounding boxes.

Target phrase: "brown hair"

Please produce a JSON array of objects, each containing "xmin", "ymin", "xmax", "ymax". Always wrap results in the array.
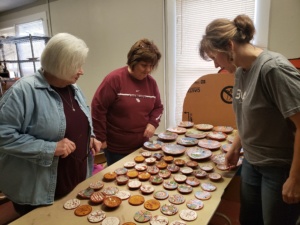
[
  {"xmin": 127, "ymin": 38, "xmax": 161, "ymax": 70},
  {"xmin": 199, "ymin": 14, "xmax": 255, "ymax": 61}
]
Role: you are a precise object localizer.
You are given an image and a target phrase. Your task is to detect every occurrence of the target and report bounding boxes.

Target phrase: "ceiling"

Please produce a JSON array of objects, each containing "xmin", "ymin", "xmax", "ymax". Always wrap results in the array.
[{"xmin": 0, "ymin": 0, "xmax": 38, "ymax": 13}]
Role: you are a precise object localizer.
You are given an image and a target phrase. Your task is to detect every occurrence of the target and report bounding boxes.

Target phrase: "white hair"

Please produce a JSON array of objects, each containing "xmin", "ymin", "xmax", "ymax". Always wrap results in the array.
[{"xmin": 41, "ymin": 33, "xmax": 89, "ymax": 79}]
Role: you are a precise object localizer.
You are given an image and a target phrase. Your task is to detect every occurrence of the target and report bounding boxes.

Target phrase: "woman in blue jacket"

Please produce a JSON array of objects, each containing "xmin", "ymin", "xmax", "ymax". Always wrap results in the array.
[{"xmin": 0, "ymin": 33, "xmax": 101, "ymax": 224}]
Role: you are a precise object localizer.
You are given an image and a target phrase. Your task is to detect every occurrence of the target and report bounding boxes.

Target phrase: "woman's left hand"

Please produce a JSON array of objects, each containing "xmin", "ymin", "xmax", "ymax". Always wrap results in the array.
[
  {"xmin": 90, "ymin": 137, "xmax": 102, "ymax": 156},
  {"xmin": 144, "ymin": 123, "xmax": 155, "ymax": 138}
]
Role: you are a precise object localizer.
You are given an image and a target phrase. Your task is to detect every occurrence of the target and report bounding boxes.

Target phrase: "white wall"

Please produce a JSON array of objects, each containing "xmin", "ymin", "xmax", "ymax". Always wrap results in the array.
[
  {"xmin": 0, "ymin": 0, "xmax": 167, "ymax": 131},
  {"xmin": 268, "ymin": 0, "xmax": 300, "ymax": 58}
]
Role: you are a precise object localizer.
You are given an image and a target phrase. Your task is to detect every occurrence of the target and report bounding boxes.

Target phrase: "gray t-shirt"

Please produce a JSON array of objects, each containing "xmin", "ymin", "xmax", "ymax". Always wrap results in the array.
[{"xmin": 233, "ymin": 50, "xmax": 300, "ymax": 166}]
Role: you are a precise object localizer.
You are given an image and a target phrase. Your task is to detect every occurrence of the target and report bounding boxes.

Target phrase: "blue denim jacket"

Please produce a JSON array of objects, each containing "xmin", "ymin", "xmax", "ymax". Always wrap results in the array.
[{"xmin": 0, "ymin": 70, "xmax": 94, "ymax": 205}]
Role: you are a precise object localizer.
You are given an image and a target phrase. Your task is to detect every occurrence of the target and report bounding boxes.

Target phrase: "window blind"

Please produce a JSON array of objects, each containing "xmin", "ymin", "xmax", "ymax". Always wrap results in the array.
[{"xmin": 175, "ymin": 0, "xmax": 255, "ymax": 124}]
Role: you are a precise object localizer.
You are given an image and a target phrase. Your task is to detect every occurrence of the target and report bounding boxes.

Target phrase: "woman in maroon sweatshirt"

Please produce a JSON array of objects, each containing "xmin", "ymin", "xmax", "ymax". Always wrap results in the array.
[{"xmin": 92, "ymin": 38, "xmax": 163, "ymax": 166}]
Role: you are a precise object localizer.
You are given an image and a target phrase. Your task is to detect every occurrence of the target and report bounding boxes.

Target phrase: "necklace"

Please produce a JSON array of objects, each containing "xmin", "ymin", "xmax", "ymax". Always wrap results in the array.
[{"xmin": 56, "ymin": 86, "xmax": 76, "ymax": 111}]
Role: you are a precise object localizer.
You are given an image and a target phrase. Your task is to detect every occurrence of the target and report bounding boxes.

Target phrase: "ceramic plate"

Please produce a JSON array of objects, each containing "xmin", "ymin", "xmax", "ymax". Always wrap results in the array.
[
  {"xmin": 160, "ymin": 203, "xmax": 178, "ymax": 216},
  {"xmin": 150, "ymin": 215, "xmax": 169, "ymax": 225},
  {"xmin": 177, "ymin": 137, "xmax": 198, "ymax": 146},
  {"xmin": 185, "ymin": 129, "xmax": 207, "ymax": 139},
  {"xmin": 201, "ymin": 182, "xmax": 217, "ymax": 192},
  {"xmin": 103, "ymin": 196, "xmax": 122, "ymax": 208},
  {"xmin": 169, "ymin": 220, "xmax": 187, "ymax": 225},
  {"xmin": 114, "ymin": 190, "xmax": 131, "ymax": 200},
  {"xmin": 102, "ymin": 186, "xmax": 119, "ymax": 195},
  {"xmin": 194, "ymin": 190, "xmax": 211, "ymax": 200},
  {"xmin": 198, "ymin": 139, "xmax": 221, "ymax": 150},
  {"xmin": 158, "ymin": 132, "xmax": 178, "ymax": 141},
  {"xmin": 179, "ymin": 209, "xmax": 197, "ymax": 221},
  {"xmin": 102, "ymin": 217, "xmax": 120, "ymax": 225},
  {"xmin": 194, "ymin": 124, "xmax": 213, "ymax": 131},
  {"xmin": 133, "ymin": 210, "xmax": 152, "ymax": 223},
  {"xmin": 213, "ymin": 126, "xmax": 234, "ymax": 134},
  {"xmin": 177, "ymin": 184, "xmax": 193, "ymax": 194},
  {"xmin": 144, "ymin": 140, "xmax": 163, "ymax": 150},
  {"xmin": 167, "ymin": 127, "xmax": 187, "ymax": 134},
  {"xmin": 186, "ymin": 147, "xmax": 212, "ymax": 160},
  {"xmin": 207, "ymin": 132, "xmax": 227, "ymax": 141},
  {"xmin": 162, "ymin": 144, "xmax": 186, "ymax": 156},
  {"xmin": 186, "ymin": 199, "xmax": 204, "ymax": 210},
  {"xmin": 185, "ymin": 177, "xmax": 200, "ymax": 187},
  {"xmin": 163, "ymin": 180, "xmax": 178, "ymax": 190},
  {"xmin": 140, "ymin": 184, "xmax": 155, "ymax": 194},
  {"xmin": 168, "ymin": 194, "xmax": 185, "ymax": 205},
  {"xmin": 178, "ymin": 121, "xmax": 194, "ymax": 128},
  {"xmin": 153, "ymin": 190, "xmax": 169, "ymax": 200}
]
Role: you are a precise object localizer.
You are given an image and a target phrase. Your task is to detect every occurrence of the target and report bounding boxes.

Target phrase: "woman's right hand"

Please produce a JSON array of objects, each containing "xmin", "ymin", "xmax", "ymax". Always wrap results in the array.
[{"xmin": 54, "ymin": 138, "xmax": 76, "ymax": 158}]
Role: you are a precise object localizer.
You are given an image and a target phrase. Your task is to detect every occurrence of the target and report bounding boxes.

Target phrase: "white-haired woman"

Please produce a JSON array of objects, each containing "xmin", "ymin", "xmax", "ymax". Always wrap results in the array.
[{"xmin": 0, "ymin": 33, "xmax": 101, "ymax": 224}]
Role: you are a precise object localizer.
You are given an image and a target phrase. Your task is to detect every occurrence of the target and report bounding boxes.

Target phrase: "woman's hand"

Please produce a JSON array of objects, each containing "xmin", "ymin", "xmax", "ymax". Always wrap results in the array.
[
  {"xmin": 90, "ymin": 137, "xmax": 102, "ymax": 156},
  {"xmin": 144, "ymin": 123, "xmax": 155, "ymax": 138},
  {"xmin": 54, "ymin": 138, "xmax": 76, "ymax": 158}
]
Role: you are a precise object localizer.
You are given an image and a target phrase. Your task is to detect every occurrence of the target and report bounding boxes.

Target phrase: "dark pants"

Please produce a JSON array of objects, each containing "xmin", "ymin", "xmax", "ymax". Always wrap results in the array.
[
  {"xmin": 104, "ymin": 148, "xmax": 129, "ymax": 166},
  {"xmin": 240, "ymin": 159, "xmax": 300, "ymax": 225}
]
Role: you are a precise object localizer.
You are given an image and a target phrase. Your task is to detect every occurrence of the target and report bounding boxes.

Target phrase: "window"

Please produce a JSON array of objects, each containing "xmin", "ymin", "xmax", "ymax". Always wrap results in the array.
[
  {"xmin": 0, "ymin": 12, "xmax": 48, "ymax": 77},
  {"xmin": 165, "ymin": 0, "xmax": 270, "ymax": 127}
]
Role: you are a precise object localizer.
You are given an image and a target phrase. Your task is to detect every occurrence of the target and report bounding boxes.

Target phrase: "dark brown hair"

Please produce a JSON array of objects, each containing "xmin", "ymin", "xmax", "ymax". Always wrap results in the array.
[{"xmin": 127, "ymin": 38, "xmax": 161, "ymax": 70}]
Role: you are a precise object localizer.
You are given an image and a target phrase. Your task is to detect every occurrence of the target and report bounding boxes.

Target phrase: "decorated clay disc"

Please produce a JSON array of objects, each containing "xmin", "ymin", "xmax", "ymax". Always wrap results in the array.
[
  {"xmin": 213, "ymin": 126, "xmax": 234, "ymax": 134},
  {"xmin": 160, "ymin": 203, "xmax": 178, "ymax": 216},
  {"xmin": 158, "ymin": 132, "xmax": 178, "ymax": 141},
  {"xmin": 126, "ymin": 170, "xmax": 139, "ymax": 178},
  {"xmin": 169, "ymin": 220, "xmax": 187, "ymax": 225},
  {"xmin": 179, "ymin": 209, "xmax": 197, "ymax": 221},
  {"xmin": 167, "ymin": 164, "xmax": 180, "ymax": 173},
  {"xmin": 114, "ymin": 190, "xmax": 131, "ymax": 200},
  {"xmin": 185, "ymin": 177, "xmax": 200, "ymax": 187},
  {"xmin": 144, "ymin": 199, "xmax": 161, "ymax": 211},
  {"xmin": 167, "ymin": 127, "xmax": 187, "ymax": 134},
  {"xmin": 216, "ymin": 164, "xmax": 229, "ymax": 171},
  {"xmin": 103, "ymin": 172, "xmax": 117, "ymax": 181},
  {"xmin": 153, "ymin": 152, "xmax": 164, "ymax": 161},
  {"xmin": 147, "ymin": 165, "xmax": 160, "ymax": 175},
  {"xmin": 178, "ymin": 121, "xmax": 194, "ymax": 128},
  {"xmin": 162, "ymin": 155, "xmax": 174, "ymax": 163},
  {"xmin": 102, "ymin": 186, "xmax": 119, "ymax": 195},
  {"xmin": 207, "ymin": 131, "xmax": 227, "ymax": 141},
  {"xmin": 174, "ymin": 159, "xmax": 186, "ymax": 167},
  {"xmin": 102, "ymin": 217, "xmax": 120, "ymax": 225},
  {"xmin": 149, "ymin": 175, "xmax": 164, "ymax": 185},
  {"xmin": 145, "ymin": 157, "xmax": 157, "ymax": 165},
  {"xmin": 138, "ymin": 172, "xmax": 151, "ymax": 181},
  {"xmin": 173, "ymin": 174, "xmax": 187, "ymax": 183},
  {"xmin": 74, "ymin": 204, "xmax": 92, "ymax": 216},
  {"xmin": 77, "ymin": 187, "xmax": 94, "ymax": 199},
  {"xmin": 128, "ymin": 195, "xmax": 145, "ymax": 206},
  {"xmin": 103, "ymin": 196, "xmax": 122, "ymax": 208},
  {"xmin": 185, "ymin": 129, "xmax": 207, "ymax": 139},
  {"xmin": 144, "ymin": 140, "xmax": 163, "ymax": 150},
  {"xmin": 177, "ymin": 137, "xmax": 198, "ymax": 146},
  {"xmin": 177, "ymin": 184, "xmax": 193, "ymax": 194},
  {"xmin": 153, "ymin": 190, "xmax": 169, "ymax": 200},
  {"xmin": 156, "ymin": 161, "xmax": 168, "ymax": 169},
  {"xmin": 195, "ymin": 123, "xmax": 213, "ymax": 131},
  {"xmin": 186, "ymin": 147, "xmax": 212, "ymax": 160},
  {"xmin": 63, "ymin": 198, "xmax": 80, "ymax": 210},
  {"xmin": 115, "ymin": 167, "xmax": 128, "ymax": 176},
  {"xmin": 194, "ymin": 190, "xmax": 211, "ymax": 200},
  {"xmin": 201, "ymin": 182, "xmax": 217, "ymax": 192},
  {"xmin": 141, "ymin": 151, "xmax": 152, "ymax": 158},
  {"xmin": 135, "ymin": 163, "xmax": 147, "ymax": 172},
  {"xmin": 133, "ymin": 210, "xmax": 152, "ymax": 223},
  {"xmin": 198, "ymin": 139, "xmax": 221, "ymax": 150},
  {"xmin": 168, "ymin": 194, "xmax": 185, "ymax": 205},
  {"xmin": 124, "ymin": 161, "xmax": 136, "ymax": 168},
  {"xmin": 186, "ymin": 199, "xmax": 204, "ymax": 210},
  {"xmin": 89, "ymin": 180, "xmax": 104, "ymax": 190},
  {"xmin": 163, "ymin": 180, "xmax": 178, "ymax": 190},
  {"xmin": 199, "ymin": 164, "xmax": 214, "ymax": 172},
  {"xmin": 90, "ymin": 191, "xmax": 105, "ymax": 204},
  {"xmin": 150, "ymin": 215, "xmax": 169, "ymax": 225},
  {"xmin": 116, "ymin": 175, "xmax": 129, "ymax": 185},
  {"xmin": 128, "ymin": 180, "xmax": 142, "ymax": 189},
  {"xmin": 208, "ymin": 172, "xmax": 222, "ymax": 181},
  {"xmin": 134, "ymin": 155, "xmax": 145, "ymax": 163},
  {"xmin": 158, "ymin": 169, "xmax": 171, "ymax": 179},
  {"xmin": 162, "ymin": 144, "xmax": 186, "ymax": 156},
  {"xmin": 87, "ymin": 209, "xmax": 106, "ymax": 223},
  {"xmin": 180, "ymin": 167, "xmax": 193, "ymax": 175},
  {"xmin": 193, "ymin": 169, "xmax": 207, "ymax": 179},
  {"xmin": 140, "ymin": 184, "xmax": 155, "ymax": 194}
]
